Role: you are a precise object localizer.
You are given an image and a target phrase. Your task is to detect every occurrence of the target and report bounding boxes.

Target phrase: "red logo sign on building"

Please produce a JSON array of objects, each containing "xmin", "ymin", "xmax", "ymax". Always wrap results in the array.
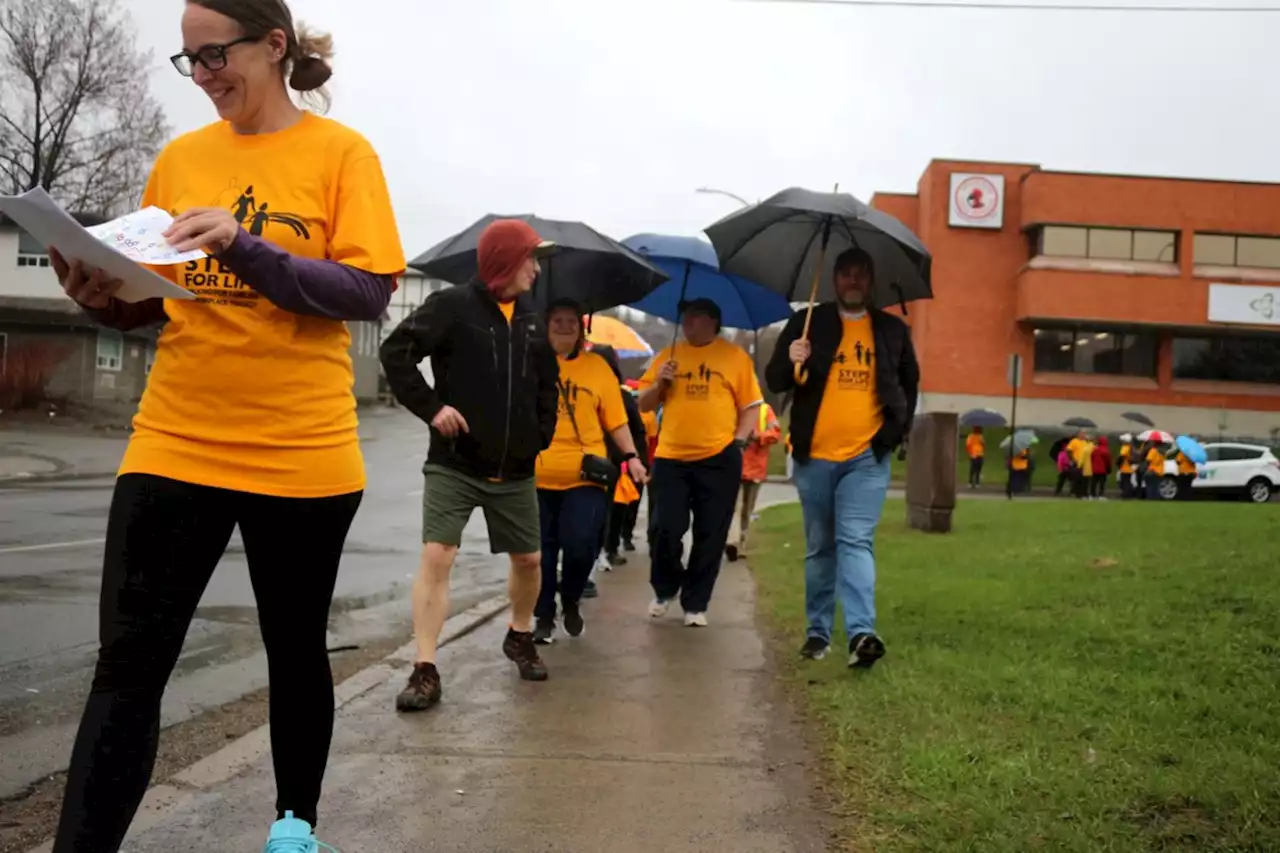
[{"xmin": 948, "ymin": 173, "xmax": 1005, "ymax": 230}]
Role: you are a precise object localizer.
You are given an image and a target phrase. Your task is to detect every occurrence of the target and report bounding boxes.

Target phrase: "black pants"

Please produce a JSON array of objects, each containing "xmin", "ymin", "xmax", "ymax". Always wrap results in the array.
[
  {"xmin": 1177, "ymin": 473, "xmax": 1196, "ymax": 500},
  {"xmin": 1090, "ymin": 473, "xmax": 1107, "ymax": 497},
  {"xmin": 536, "ymin": 486, "xmax": 609, "ymax": 620},
  {"xmin": 604, "ymin": 490, "xmax": 643, "ymax": 555},
  {"xmin": 53, "ymin": 474, "xmax": 361, "ymax": 853},
  {"xmin": 968, "ymin": 456, "xmax": 984, "ymax": 487},
  {"xmin": 1119, "ymin": 471, "xmax": 1135, "ymax": 498},
  {"xmin": 649, "ymin": 444, "xmax": 742, "ymax": 613}
]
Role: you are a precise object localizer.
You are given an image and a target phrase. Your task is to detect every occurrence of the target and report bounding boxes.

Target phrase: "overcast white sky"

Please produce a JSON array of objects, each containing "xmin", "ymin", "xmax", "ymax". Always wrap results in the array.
[{"xmin": 131, "ymin": 0, "xmax": 1279, "ymax": 258}]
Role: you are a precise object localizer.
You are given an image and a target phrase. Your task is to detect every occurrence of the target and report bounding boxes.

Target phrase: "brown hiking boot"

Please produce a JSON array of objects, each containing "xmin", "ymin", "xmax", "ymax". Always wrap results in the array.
[
  {"xmin": 502, "ymin": 628, "xmax": 549, "ymax": 681},
  {"xmin": 395, "ymin": 662, "xmax": 442, "ymax": 712}
]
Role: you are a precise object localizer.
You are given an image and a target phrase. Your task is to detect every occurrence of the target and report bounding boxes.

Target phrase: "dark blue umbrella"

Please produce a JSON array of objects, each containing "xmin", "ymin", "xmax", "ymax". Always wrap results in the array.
[
  {"xmin": 621, "ymin": 233, "xmax": 793, "ymax": 330},
  {"xmin": 959, "ymin": 408, "xmax": 1008, "ymax": 428}
]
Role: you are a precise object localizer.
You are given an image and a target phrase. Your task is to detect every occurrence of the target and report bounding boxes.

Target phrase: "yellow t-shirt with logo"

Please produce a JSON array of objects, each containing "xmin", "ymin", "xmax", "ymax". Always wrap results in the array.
[
  {"xmin": 1176, "ymin": 452, "xmax": 1197, "ymax": 476},
  {"xmin": 536, "ymin": 351, "xmax": 628, "ymax": 490},
  {"xmin": 639, "ymin": 338, "xmax": 762, "ymax": 462},
  {"xmin": 1145, "ymin": 448, "xmax": 1166, "ymax": 475},
  {"xmin": 809, "ymin": 316, "xmax": 884, "ymax": 463},
  {"xmin": 119, "ymin": 113, "xmax": 405, "ymax": 498},
  {"xmin": 1011, "ymin": 450, "xmax": 1030, "ymax": 471}
]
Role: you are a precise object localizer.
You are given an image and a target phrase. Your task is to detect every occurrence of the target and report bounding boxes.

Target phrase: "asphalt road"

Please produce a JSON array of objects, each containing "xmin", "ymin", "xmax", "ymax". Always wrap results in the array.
[{"xmin": 0, "ymin": 409, "xmax": 509, "ymax": 800}]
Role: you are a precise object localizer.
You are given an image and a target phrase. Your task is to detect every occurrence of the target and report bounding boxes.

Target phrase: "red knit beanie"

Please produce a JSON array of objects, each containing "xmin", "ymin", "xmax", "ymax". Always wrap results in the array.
[{"xmin": 477, "ymin": 219, "xmax": 543, "ymax": 299}]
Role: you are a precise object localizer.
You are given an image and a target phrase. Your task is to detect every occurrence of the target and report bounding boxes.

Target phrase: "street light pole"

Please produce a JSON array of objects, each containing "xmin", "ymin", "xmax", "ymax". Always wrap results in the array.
[{"xmin": 695, "ymin": 186, "xmax": 751, "ymax": 208}]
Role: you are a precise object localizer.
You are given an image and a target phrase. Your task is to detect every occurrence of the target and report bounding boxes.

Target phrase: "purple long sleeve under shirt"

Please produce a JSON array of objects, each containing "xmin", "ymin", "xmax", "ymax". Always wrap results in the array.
[
  {"xmin": 215, "ymin": 231, "xmax": 394, "ymax": 321},
  {"xmin": 84, "ymin": 231, "xmax": 394, "ymax": 331}
]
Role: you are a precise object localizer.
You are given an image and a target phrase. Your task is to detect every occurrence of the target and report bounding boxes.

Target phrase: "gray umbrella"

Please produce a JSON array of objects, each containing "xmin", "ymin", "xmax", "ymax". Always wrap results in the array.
[
  {"xmin": 703, "ymin": 186, "xmax": 932, "ymax": 310},
  {"xmin": 1122, "ymin": 411, "xmax": 1156, "ymax": 427},
  {"xmin": 409, "ymin": 214, "xmax": 668, "ymax": 315},
  {"xmin": 1063, "ymin": 417, "xmax": 1098, "ymax": 429}
]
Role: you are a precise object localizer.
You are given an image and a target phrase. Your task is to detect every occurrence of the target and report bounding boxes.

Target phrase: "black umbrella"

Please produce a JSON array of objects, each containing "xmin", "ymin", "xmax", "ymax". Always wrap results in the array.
[
  {"xmin": 959, "ymin": 408, "xmax": 1008, "ymax": 428},
  {"xmin": 1122, "ymin": 411, "xmax": 1156, "ymax": 427},
  {"xmin": 1063, "ymin": 417, "xmax": 1097, "ymax": 429},
  {"xmin": 704, "ymin": 186, "xmax": 932, "ymax": 310},
  {"xmin": 409, "ymin": 214, "xmax": 668, "ymax": 315},
  {"xmin": 704, "ymin": 186, "xmax": 931, "ymax": 382}
]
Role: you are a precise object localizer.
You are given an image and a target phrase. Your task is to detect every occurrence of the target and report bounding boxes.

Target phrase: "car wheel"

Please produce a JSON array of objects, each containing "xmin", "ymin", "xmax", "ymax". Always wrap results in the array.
[
  {"xmin": 1157, "ymin": 476, "xmax": 1180, "ymax": 501},
  {"xmin": 1246, "ymin": 477, "xmax": 1273, "ymax": 504}
]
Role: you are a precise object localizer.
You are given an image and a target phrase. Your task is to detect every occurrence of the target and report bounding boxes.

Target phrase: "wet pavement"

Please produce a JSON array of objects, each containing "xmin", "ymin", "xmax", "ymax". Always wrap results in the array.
[
  {"xmin": 118, "ymin": 539, "xmax": 829, "ymax": 853},
  {"xmin": 0, "ymin": 408, "xmax": 510, "ymax": 800}
]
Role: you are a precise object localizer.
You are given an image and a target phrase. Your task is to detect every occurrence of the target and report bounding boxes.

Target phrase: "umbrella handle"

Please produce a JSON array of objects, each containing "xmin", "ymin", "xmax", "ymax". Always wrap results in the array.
[{"xmin": 793, "ymin": 230, "xmax": 831, "ymax": 384}]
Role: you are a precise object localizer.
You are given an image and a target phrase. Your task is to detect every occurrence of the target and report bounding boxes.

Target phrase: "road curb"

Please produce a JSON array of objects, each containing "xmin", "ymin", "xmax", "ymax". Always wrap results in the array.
[
  {"xmin": 23, "ymin": 594, "xmax": 511, "ymax": 853},
  {"xmin": 0, "ymin": 470, "xmax": 117, "ymax": 486}
]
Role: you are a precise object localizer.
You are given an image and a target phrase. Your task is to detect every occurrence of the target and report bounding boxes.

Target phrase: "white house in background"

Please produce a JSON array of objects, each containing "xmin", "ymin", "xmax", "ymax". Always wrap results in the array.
[
  {"xmin": 0, "ymin": 217, "xmax": 385, "ymax": 416},
  {"xmin": 384, "ymin": 268, "xmax": 447, "ymax": 338}
]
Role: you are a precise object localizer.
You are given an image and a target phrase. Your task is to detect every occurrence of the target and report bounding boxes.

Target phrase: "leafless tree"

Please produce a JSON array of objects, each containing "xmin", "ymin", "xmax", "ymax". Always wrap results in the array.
[{"xmin": 0, "ymin": 0, "xmax": 168, "ymax": 217}]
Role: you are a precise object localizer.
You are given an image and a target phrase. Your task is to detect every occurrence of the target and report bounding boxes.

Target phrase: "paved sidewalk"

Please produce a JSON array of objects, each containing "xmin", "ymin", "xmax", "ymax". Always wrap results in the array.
[{"xmin": 117, "ymin": 554, "xmax": 829, "ymax": 852}]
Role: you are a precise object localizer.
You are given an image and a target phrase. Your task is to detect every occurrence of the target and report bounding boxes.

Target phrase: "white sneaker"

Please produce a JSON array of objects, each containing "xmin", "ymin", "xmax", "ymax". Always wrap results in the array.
[
  {"xmin": 648, "ymin": 599, "xmax": 671, "ymax": 618},
  {"xmin": 596, "ymin": 552, "xmax": 612, "ymax": 573},
  {"xmin": 684, "ymin": 612, "xmax": 708, "ymax": 627}
]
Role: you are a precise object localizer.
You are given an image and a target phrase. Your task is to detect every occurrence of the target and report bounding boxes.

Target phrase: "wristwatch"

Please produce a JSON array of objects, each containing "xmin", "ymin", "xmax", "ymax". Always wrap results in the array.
[
  {"xmin": 622, "ymin": 452, "xmax": 637, "ymax": 462},
  {"xmin": 733, "ymin": 438, "xmax": 748, "ymax": 450}
]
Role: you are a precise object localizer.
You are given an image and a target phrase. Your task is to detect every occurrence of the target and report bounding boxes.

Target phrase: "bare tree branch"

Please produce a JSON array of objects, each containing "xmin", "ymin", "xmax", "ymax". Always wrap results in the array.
[{"xmin": 0, "ymin": 0, "xmax": 169, "ymax": 216}]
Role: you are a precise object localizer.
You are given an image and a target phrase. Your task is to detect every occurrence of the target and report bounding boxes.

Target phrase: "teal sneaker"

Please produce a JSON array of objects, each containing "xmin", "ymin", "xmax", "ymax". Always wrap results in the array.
[{"xmin": 263, "ymin": 810, "xmax": 339, "ymax": 853}]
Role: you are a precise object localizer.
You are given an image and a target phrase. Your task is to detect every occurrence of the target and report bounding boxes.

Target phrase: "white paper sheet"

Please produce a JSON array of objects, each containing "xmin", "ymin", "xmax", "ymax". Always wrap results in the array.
[
  {"xmin": 0, "ymin": 187, "xmax": 196, "ymax": 303},
  {"xmin": 86, "ymin": 207, "xmax": 206, "ymax": 266}
]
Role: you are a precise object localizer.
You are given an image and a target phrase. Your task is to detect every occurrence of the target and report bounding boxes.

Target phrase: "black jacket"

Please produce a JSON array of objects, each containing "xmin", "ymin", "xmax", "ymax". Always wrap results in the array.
[
  {"xmin": 379, "ymin": 280, "xmax": 559, "ymax": 480},
  {"xmin": 765, "ymin": 304, "xmax": 920, "ymax": 464}
]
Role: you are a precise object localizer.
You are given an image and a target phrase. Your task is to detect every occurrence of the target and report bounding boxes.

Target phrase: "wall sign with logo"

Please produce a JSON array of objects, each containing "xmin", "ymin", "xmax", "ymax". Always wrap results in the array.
[
  {"xmin": 1207, "ymin": 283, "xmax": 1280, "ymax": 327},
  {"xmin": 948, "ymin": 173, "xmax": 1005, "ymax": 230}
]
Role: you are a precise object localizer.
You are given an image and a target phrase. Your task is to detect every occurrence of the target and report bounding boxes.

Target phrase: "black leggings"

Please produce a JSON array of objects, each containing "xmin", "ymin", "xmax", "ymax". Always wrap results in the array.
[{"xmin": 53, "ymin": 474, "xmax": 362, "ymax": 853}]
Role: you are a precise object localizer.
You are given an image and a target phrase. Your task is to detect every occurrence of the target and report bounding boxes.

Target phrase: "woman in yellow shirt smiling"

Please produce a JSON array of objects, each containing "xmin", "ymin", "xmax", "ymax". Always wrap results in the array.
[
  {"xmin": 534, "ymin": 300, "xmax": 648, "ymax": 644},
  {"xmin": 49, "ymin": 2, "xmax": 402, "ymax": 851}
]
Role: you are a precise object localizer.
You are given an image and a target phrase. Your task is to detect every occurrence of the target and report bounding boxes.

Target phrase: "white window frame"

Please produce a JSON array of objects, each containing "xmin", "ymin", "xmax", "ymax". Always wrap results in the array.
[{"xmin": 96, "ymin": 330, "xmax": 123, "ymax": 372}]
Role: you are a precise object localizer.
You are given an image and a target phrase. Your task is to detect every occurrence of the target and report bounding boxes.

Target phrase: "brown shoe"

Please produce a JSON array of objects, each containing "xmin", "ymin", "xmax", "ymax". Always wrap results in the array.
[
  {"xmin": 502, "ymin": 628, "xmax": 549, "ymax": 681},
  {"xmin": 395, "ymin": 662, "xmax": 442, "ymax": 712}
]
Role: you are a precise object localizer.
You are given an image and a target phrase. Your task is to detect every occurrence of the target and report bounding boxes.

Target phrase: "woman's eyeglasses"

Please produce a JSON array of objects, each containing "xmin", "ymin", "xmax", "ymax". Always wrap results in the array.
[{"xmin": 170, "ymin": 36, "xmax": 260, "ymax": 77}]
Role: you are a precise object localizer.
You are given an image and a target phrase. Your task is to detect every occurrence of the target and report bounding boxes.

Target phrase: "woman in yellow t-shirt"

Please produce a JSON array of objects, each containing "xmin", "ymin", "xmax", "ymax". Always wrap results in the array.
[
  {"xmin": 534, "ymin": 300, "xmax": 649, "ymax": 644},
  {"xmin": 1117, "ymin": 434, "xmax": 1135, "ymax": 499},
  {"xmin": 965, "ymin": 427, "xmax": 986, "ymax": 488},
  {"xmin": 1144, "ymin": 443, "xmax": 1168, "ymax": 500},
  {"xmin": 48, "ymin": 3, "xmax": 403, "ymax": 850},
  {"xmin": 1174, "ymin": 450, "xmax": 1198, "ymax": 500}
]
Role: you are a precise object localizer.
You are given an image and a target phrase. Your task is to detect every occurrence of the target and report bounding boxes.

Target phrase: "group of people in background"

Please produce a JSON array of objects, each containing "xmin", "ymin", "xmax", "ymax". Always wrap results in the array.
[{"xmin": 965, "ymin": 426, "xmax": 1201, "ymax": 501}]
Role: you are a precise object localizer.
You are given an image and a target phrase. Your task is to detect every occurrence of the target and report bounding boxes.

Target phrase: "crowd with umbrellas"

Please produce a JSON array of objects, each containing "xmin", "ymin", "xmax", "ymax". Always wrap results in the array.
[
  {"xmin": 401, "ymin": 183, "xmax": 942, "ymax": 627},
  {"xmin": 960, "ymin": 406, "xmax": 1209, "ymax": 501}
]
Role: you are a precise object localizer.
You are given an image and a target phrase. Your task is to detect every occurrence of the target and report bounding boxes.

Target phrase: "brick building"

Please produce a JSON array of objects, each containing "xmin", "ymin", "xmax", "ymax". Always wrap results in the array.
[{"xmin": 872, "ymin": 161, "xmax": 1280, "ymax": 440}]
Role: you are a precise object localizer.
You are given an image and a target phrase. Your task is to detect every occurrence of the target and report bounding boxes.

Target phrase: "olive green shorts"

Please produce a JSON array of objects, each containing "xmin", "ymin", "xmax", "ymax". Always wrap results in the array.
[{"xmin": 421, "ymin": 463, "xmax": 540, "ymax": 555}]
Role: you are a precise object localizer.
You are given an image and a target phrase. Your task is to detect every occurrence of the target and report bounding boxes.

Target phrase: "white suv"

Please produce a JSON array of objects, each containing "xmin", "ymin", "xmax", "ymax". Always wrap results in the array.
[{"xmin": 1160, "ymin": 443, "xmax": 1280, "ymax": 503}]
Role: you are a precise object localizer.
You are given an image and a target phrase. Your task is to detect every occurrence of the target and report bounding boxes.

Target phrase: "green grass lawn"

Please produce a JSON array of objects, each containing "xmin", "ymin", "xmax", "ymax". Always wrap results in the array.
[{"xmin": 749, "ymin": 499, "xmax": 1280, "ymax": 853}]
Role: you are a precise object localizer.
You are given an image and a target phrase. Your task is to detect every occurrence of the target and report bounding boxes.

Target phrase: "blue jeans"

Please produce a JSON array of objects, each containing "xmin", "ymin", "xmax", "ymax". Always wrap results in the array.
[
  {"xmin": 793, "ymin": 449, "xmax": 892, "ymax": 643},
  {"xmin": 535, "ymin": 486, "xmax": 610, "ymax": 620}
]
